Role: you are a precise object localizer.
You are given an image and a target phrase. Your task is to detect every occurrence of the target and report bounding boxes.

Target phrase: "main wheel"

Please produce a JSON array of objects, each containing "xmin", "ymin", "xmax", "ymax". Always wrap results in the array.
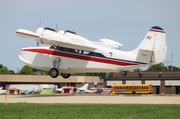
[
  {"xmin": 49, "ymin": 68, "xmax": 59, "ymax": 78},
  {"xmin": 61, "ymin": 73, "xmax": 71, "ymax": 79}
]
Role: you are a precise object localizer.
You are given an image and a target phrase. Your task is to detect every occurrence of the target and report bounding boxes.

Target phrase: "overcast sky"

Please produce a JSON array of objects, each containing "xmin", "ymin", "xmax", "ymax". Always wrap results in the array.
[{"xmin": 0, "ymin": 0, "xmax": 179, "ymax": 72}]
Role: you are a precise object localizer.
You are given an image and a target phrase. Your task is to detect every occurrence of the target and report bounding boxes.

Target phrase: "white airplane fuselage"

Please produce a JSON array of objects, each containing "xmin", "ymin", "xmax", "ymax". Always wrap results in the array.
[
  {"xmin": 19, "ymin": 45, "xmax": 148, "ymax": 74},
  {"xmin": 16, "ymin": 26, "xmax": 167, "ymax": 78}
]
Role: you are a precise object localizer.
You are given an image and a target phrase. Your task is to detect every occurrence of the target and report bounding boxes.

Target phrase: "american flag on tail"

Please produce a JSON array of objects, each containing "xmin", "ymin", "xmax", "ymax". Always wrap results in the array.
[{"xmin": 146, "ymin": 36, "xmax": 152, "ymax": 40}]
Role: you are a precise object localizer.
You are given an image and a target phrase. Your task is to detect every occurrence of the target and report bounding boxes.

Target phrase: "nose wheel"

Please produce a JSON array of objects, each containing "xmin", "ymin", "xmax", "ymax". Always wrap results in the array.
[{"xmin": 49, "ymin": 68, "xmax": 59, "ymax": 78}]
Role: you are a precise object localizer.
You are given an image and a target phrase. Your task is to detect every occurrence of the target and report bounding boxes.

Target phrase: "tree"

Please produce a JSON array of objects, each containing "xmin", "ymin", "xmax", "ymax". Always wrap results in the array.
[
  {"xmin": 166, "ymin": 65, "xmax": 180, "ymax": 71},
  {"xmin": 9, "ymin": 70, "xmax": 15, "ymax": 74},
  {"xmin": 32, "ymin": 68, "xmax": 48, "ymax": 75},
  {"xmin": 107, "ymin": 72, "xmax": 113, "ymax": 78},
  {"xmin": 0, "ymin": 64, "xmax": 3, "ymax": 69},
  {"xmin": 146, "ymin": 63, "xmax": 166, "ymax": 71},
  {"xmin": 0, "ymin": 66, "xmax": 11, "ymax": 74},
  {"xmin": 18, "ymin": 65, "xmax": 35, "ymax": 75}
]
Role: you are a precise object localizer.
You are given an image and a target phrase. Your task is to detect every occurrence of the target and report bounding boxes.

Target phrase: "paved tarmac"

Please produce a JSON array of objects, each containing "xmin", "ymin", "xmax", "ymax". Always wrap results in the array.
[{"xmin": 0, "ymin": 95, "xmax": 180, "ymax": 104}]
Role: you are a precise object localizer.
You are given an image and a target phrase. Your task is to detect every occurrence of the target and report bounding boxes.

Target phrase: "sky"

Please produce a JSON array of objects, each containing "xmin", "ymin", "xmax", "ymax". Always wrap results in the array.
[{"xmin": 0, "ymin": 0, "xmax": 180, "ymax": 72}]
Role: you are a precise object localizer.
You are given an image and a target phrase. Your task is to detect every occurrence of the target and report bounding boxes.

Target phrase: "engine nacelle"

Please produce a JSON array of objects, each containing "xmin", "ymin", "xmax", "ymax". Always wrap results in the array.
[{"xmin": 35, "ymin": 27, "xmax": 67, "ymax": 44}]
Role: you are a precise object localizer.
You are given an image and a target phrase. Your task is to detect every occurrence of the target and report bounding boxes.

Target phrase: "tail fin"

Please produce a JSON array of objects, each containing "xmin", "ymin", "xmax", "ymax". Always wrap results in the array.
[
  {"xmin": 78, "ymin": 83, "xmax": 89, "ymax": 90},
  {"xmin": 135, "ymin": 26, "xmax": 167, "ymax": 65}
]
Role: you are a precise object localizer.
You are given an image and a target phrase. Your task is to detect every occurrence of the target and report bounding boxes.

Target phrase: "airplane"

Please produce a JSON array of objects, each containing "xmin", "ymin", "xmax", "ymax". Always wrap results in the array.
[
  {"xmin": 76, "ymin": 83, "xmax": 89, "ymax": 93},
  {"xmin": 16, "ymin": 26, "xmax": 167, "ymax": 79},
  {"xmin": 55, "ymin": 83, "xmax": 88, "ymax": 94},
  {"xmin": 0, "ymin": 86, "xmax": 7, "ymax": 94},
  {"xmin": 84, "ymin": 87, "xmax": 112, "ymax": 94},
  {"xmin": 55, "ymin": 86, "xmax": 67, "ymax": 93},
  {"xmin": 84, "ymin": 87, "xmax": 97, "ymax": 94},
  {"xmin": 95, "ymin": 88, "xmax": 112, "ymax": 94},
  {"xmin": 21, "ymin": 90, "xmax": 33, "ymax": 95}
]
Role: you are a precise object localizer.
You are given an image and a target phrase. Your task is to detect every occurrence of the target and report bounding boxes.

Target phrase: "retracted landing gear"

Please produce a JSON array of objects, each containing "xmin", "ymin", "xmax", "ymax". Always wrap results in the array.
[
  {"xmin": 61, "ymin": 73, "xmax": 71, "ymax": 79},
  {"xmin": 49, "ymin": 68, "xmax": 59, "ymax": 78}
]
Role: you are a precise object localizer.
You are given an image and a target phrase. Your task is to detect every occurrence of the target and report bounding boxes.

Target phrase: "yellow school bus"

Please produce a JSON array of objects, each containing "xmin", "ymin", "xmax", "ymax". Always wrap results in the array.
[{"xmin": 111, "ymin": 84, "xmax": 153, "ymax": 94}]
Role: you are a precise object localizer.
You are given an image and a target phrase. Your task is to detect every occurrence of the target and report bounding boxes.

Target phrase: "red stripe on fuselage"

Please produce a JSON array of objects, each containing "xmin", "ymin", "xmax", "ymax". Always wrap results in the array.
[
  {"xmin": 21, "ymin": 48, "xmax": 138, "ymax": 66},
  {"xmin": 149, "ymin": 29, "xmax": 165, "ymax": 33}
]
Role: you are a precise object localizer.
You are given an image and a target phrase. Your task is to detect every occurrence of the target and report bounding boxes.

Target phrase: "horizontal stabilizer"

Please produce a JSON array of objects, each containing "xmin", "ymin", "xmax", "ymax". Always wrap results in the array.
[{"xmin": 16, "ymin": 29, "xmax": 39, "ymax": 39}]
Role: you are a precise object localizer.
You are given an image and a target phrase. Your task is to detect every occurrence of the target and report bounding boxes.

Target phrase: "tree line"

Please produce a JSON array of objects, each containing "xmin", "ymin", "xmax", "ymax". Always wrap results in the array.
[{"xmin": 0, "ymin": 63, "xmax": 179, "ymax": 77}]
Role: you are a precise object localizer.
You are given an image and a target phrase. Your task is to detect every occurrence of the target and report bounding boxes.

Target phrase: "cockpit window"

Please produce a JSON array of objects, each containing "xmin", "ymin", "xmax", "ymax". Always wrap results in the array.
[{"xmin": 49, "ymin": 45, "xmax": 58, "ymax": 50}]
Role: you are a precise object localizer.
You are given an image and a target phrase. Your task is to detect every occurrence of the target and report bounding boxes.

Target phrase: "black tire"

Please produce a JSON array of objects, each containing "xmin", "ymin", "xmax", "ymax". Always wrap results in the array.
[
  {"xmin": 132, "ymin": 91, "xmax": 136, "ymax": 94},
  {"xmin": 49, "ymin": 68, "xmax": 59, "ymax": 78},
  {"xmin": 61, "ymin": 73, "xmax": 71, "ymax": 79}
]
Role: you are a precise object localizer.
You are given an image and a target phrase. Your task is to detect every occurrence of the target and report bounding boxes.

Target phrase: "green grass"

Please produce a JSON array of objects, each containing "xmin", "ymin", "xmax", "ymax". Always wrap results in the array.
[{"xmin": 0, "ymin": 103, "xmax": 180, "ymax": 119}]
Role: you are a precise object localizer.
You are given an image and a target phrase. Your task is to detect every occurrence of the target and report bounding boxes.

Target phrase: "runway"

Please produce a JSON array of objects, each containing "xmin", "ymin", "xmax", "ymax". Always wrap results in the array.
[{"xmin": 0, "ymin": 95, "xmax": 180, "ymax": 104}]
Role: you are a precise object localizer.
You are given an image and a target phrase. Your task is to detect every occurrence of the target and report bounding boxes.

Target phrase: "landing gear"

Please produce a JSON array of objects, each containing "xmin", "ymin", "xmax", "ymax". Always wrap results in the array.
[
  {"xmin": 49, "ymin": 68, "xmax": 59, "ymax": 78},
  {"xmin": 122, "ymin": 71, "xmax": 127, "ymax": 76},
  {"xmin": 50, "ymin": 57, "xmax": 71, "ymax": 79},
  {"xmin": 61, "ymin": 73, "xmax": 71, "ymax": 79}
]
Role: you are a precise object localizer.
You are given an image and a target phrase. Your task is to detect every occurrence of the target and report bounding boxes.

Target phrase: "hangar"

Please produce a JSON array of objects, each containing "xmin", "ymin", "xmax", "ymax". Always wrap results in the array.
[
  {"xmin": 0, "ymin": 75, "xmax": 103, "ymax": 89},
  {"xmin": 0, "ymin": 71, "xmax": 180, "ymax": 94},
  {"xmin": 104, "ymin": 71, "xmax": 180, "ymax": 94}
]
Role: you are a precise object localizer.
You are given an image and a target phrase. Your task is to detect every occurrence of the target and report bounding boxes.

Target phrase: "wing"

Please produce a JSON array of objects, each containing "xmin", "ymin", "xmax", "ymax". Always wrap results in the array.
[{"xmin": 16, "ymin": 27, "xmax": 96, "ymax": 51}]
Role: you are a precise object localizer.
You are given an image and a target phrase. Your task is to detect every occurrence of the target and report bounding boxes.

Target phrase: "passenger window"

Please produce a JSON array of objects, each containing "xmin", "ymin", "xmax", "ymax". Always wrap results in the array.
[
  {"xmin": 64, "ymin": 48, "xmax": 70, "ymax": 52},
  {"xmin": 75, "ymin": 49, "xmax": 79, "ymax": 53},
  {"xmin": 96, "ymin": 53, "xmax": 100, "ymax": 57},
  {"xmin": 59, "ymin": 47, "xmax": 64, "ymax": 51},
  {"xmin": 83, "ymin": 51, "xmax": 90, "ymax": 55},
  {"xmin": 70, "ymin": 49, "xmax": 76, "ymax": 53}
]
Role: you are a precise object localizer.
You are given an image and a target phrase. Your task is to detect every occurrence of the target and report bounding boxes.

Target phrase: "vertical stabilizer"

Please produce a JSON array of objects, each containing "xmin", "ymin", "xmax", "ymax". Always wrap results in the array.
[
  {"xmin": 135, "ymin": 26, "xmax": 167, "ymax": 65},
  {"xmin": 78, "ymin": 83, "xmax": 89, "ymax": 90}
]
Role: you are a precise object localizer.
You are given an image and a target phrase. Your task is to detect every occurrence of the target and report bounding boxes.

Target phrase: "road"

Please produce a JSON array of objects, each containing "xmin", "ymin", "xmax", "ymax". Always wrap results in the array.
[{"xmin": 0, "ymin": 95, "xmax": 180, "ymax": 104}]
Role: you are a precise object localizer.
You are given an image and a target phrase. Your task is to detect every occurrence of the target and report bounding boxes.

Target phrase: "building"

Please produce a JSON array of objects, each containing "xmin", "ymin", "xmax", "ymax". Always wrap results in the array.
[
  {"xmin": 1, "ymin": 71, "xmax": 180, "ymax": 94},
  {"xmin": 0, "ymin": 75, "xmax": 103, "ymax": 89},
  {"xmin": 104, "ymin": 71, "xmax": 180, "ymax": 94}
]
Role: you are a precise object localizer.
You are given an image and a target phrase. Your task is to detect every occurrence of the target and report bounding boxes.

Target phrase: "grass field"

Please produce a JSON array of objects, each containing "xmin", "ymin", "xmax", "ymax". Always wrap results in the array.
[{"xmin": 0, "ymin": 103, "xmax": 180, "ymax": 119}]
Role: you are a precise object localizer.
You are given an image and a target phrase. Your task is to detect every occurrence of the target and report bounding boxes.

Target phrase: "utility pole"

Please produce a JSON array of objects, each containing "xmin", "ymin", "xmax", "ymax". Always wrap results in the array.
[
  {"xmin": 170, "ymin": 50, "xmax": 174, "ymax": 71},
  {"xmin": 165, "ymin": 50, "xmax": 174, "ymax": 71}
]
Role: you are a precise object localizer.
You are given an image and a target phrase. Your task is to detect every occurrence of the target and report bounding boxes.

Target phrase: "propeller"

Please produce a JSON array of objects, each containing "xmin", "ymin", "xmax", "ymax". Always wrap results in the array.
[{"xmin": 36, "ymin": 20, "xmax": 42, "ymax": 46}]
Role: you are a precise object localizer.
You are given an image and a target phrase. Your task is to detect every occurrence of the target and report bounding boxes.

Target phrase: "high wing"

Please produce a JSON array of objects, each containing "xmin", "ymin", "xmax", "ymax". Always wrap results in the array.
[{"xmin": 16, "ymin": 27, "xmax": 97, "ymax": 51}]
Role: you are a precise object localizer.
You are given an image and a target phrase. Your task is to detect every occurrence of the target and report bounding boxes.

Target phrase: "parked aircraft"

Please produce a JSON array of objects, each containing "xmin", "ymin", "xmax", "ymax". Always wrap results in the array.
[
  {"xmin": 96, "ymin": 88, "xmax": 112, "ymax": 94},
  {"xmin": 84, "ymin": 87, "xmax": 97, "ymax": 94},
  {"xmin": 56, "ymin": 83, "xmax": 89, "ymax": 94},
  {"xmin": 84, "ymin": 87, "xmax": 112, "ymax": 94},
  {"xmin": 0, "ymin": 86, "xmax": 7, "ymax": 94},
  {"xmin": 16, "ymin": 26, "xmax": 167, "ymax": 79},
  {"xmin": 76, "ymin": 83, "xmax": 89, "ymax": 93},
  {"xmin": 55, "ymin": 85, "xmax": 67, "ymax": 93},
  {"xmin": 21, "ymin": 90, "xmax": 33, "ymax": 95}
]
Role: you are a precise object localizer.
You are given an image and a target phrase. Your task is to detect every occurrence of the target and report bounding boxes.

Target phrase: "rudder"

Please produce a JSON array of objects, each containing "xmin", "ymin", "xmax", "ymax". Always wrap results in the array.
[{"xmin": 136, "ymin": 26, "xmax": 167, "ymax": 65}]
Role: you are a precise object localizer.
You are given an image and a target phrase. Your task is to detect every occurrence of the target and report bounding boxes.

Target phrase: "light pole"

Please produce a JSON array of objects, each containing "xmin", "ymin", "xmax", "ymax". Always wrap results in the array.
[{"xmin": 69, "ymin": 78, "xmax": 70, "ymax": 86}]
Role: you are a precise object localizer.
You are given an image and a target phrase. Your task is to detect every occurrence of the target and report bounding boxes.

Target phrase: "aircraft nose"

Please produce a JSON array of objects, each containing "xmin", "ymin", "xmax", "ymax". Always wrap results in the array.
[{"xmin": 19, "ymin": 48, "xmax": 33, "ymax": 64}]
